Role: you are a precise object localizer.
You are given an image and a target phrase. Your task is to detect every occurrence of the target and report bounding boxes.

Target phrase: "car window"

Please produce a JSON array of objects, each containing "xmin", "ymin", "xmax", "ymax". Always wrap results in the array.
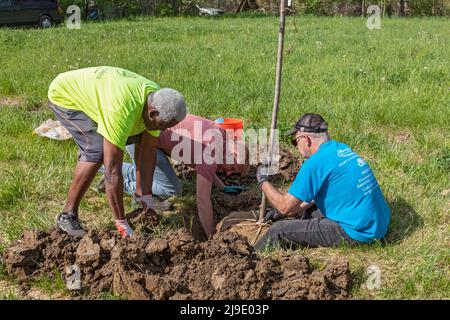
[
  {"xmin": 0, "ymin": 0, "xmax": 11, "ymax": 8},
  {"xmin": 13, "ymin": 0, "xmax": 29, "ymax": 5},
  {"xmin": 13, "ymin": 0, "xmax": 33, "ymax": 5}
]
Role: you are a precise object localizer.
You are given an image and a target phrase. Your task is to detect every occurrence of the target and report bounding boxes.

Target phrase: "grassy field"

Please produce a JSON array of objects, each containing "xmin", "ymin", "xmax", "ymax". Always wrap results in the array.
[{"xmin": 0, "ymin": 16, "xmax": 449, "ymax": 299}]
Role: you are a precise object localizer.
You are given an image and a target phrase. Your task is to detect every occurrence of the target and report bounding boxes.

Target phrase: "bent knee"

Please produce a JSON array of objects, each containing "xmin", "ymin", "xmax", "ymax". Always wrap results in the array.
[
  {"xmin": 173, "ymin": 182, "xmax": 183, "ymax": 196},
  {"xmin": 165, "ymin": 183, "xmax": 182, "ymax": 197},
  {"xmin": 152, "ymin": 181, "xmax": 182, "ymax": 197},
  {"xmin": 269, "ymin": 220, "xmax": 291, "ymax": 232}
]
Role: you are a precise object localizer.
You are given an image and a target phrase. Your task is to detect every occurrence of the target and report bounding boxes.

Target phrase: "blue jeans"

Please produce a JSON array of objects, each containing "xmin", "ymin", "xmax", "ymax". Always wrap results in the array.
[{"xmin": 121, "ymin": 145, "xmax": 182, "ymax": 197}]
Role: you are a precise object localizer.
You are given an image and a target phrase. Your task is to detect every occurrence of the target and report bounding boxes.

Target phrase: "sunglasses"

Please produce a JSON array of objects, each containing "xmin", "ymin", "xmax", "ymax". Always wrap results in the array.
[{"xmin": 291, "ymin": 135, "xmax": 307, "ymax": 147}]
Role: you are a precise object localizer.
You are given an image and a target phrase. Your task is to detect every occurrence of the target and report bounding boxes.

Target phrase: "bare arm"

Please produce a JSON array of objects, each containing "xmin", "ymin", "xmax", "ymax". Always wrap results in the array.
[
  {"xmin": 261, "ymin": 181, "xmax": 311, "ymax": 217},
  {"xmin": 135, "ymin": 131, "xmax": 157, "ymax": 197},
  {"xmin": 196, "ymin": 173, "xmax": 215, "ymax": 238},
  {"xmin": 103, "ymin": 138, "xmax": 125, "ymax": 220}
]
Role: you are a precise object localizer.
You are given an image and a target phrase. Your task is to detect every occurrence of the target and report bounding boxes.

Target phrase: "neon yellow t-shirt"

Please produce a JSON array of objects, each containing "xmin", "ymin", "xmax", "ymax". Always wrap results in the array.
[{"xmin": 48, "ymin": 66, "xmax": 160, "ymax": 150}]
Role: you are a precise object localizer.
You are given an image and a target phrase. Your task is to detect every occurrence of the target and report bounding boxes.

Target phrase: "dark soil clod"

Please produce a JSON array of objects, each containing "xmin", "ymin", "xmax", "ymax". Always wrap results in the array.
[{"xmin": 3, "ymin": 228, "xmax": 353, "ymax": 300}]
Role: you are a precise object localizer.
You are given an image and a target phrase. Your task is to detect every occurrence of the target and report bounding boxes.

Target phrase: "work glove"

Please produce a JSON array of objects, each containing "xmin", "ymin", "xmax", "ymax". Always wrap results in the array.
[
  {"xmin": 256, "ymin": 164, "xmax": 271, "ymax": 187},
  {"xmin": 129, "ymin": 194, "xmax": 160, "ymax": 227},
  {"xmin": 132, "ymin": 194, "xmax": 156, "ymax": 214},
  {"xmin": 115, "ymin": 219, "xmax": 135, "ymax": 238},
  {"xmin": 263, "ymin": 208, "xmax": 283, "ymax": 223},
  {"xmin": 222, "ymin": 185, "xmax": 246, "ymax": 194},
  {"xmin": 140, "ymin": 194, "xmax": 156, "ymax": 214}
]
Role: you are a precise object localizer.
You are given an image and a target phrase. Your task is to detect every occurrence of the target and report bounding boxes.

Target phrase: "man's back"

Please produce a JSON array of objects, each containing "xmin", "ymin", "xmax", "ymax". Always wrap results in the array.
[
  {"xmin": 158, "ymin": 114, "xmax": 226, "ymax": 182},
  {"xmin": 48, "ymin": 66, "xmax": 160, "ymax": 150},
  {"xmin": 289, "ymin": 140, "xmax": 391, "ymax": 242}
]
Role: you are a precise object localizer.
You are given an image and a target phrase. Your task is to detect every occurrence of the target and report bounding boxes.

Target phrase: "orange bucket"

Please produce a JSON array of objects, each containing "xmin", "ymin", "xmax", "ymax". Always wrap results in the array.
[{"xmin": 214, "ymin": 118, "xmax": 244, "ymax": 130}]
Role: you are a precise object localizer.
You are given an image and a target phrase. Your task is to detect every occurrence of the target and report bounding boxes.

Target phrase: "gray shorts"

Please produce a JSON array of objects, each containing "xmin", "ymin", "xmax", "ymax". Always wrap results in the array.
[{"xmin": 50, "ymin": 102, "xmax": 142, "ymax": 163}]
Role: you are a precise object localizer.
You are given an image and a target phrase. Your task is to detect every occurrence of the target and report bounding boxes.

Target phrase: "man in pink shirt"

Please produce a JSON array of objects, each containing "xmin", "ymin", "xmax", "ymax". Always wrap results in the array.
[{"xmin": 122, "ymin": 114, "xmax": 249, "ymax": 237}]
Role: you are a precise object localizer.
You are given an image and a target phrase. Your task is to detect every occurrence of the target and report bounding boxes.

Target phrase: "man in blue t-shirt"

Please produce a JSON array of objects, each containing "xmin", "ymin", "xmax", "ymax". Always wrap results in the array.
[{"xmin": 254, "ymin": 113, "xmax": 390, "ymax": 251}]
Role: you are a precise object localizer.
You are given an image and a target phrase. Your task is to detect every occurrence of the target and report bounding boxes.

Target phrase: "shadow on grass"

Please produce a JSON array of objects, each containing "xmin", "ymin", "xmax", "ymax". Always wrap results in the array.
[{"xmin": 384, "ymin": 197, "xmax": 423, "ymax": 243}]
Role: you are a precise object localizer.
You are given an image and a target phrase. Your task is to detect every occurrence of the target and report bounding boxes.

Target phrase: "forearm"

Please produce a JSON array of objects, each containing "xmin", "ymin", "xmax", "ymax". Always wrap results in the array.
[
  {"xmin": 138, "ymin": 147, "xmax": 155, "ymax": 195},
  {"xmin": 196, "ymin": 174, "xmax": 214, "ymax": 238},
  {"xmin": 136, "ymin": 132, "xmax": 157, "ymax": 196},
  {"xmin": 104, "ymin": 165, "xmax": 125, "ymax": 220},
  {"xmin": 197, "ymin": 196, "xmax": 215, "ymax": 238},
  {"xmin": 261, "ymin": 182, "xmax": 286, "ymax": 211},
  {"xmin": 261, "ymin": 182, "xmax": 305, "ymax": 216},
  {"xmin": 103, "ymin": 138, "xmax": 125, "ymax": 220},
  {"xmin": 134, "ymin": 142, "xmax": 142, "ymax": 196}
]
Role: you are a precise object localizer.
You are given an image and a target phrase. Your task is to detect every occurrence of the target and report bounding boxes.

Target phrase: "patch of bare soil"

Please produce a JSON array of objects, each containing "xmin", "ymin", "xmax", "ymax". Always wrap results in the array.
[
  {"xmin": 218, "ymin": 148, "xmax": 302, "ymax": 186},
  {"xmin": 174, "ymin": 148, "xmax": 302, "ymax": 186},
  {"xmin": 389, "ymin": 130, "xmax": 413, "ymax": 144},
  {"xmin": 177, "ymin": 148, "xmax": 300, "ymax": 230},
  {"xmin": 213, "ymin": 188, "xmax": 262, "ymax": 223},
  {"xmin": 0, "ymin": 96, "xmax": 22, "ymax": 107},
  {"xmin": 3, "ymin": 229, "xmax": 353, "ymax": 300},
  {"xmin": 175, "ymin": 148, "xmax": 300, "ymax": 240}
]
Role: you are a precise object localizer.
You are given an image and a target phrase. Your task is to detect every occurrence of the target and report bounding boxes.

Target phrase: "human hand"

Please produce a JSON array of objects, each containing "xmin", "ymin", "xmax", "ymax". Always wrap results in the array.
[
  {"xmin": 263, "ymin": 208, "xmax": 283, "ymax": 223},
  {"xmin": 256, "ymin": 164, "xmax": 270, "ymax": 187},
  {"xmin": 115, "ymin": 219, "xmax": 135, "ymax": 238}
]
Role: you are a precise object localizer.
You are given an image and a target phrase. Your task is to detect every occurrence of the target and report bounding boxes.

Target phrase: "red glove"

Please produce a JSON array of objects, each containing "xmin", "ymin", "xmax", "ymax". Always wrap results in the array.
[{"xmin": 115, "ymin": 219, "xmax": 135, "ymax": 238}]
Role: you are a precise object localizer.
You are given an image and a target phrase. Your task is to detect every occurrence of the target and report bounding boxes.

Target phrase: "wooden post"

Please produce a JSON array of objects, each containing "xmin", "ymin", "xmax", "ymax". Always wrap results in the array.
[{"xmin": 259, "ymin": 0, "xmax": 287, "ymax": 221}]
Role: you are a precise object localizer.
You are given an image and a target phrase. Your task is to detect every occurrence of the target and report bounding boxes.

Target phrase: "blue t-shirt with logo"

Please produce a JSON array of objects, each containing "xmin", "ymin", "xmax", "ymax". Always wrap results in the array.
[{"xmin": 288, "ymin": 140, "xmax": 390, "ymax": 242}]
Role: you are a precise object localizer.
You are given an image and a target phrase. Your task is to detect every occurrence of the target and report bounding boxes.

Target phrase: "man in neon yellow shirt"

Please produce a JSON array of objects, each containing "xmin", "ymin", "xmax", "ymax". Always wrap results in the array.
[{"xmin": 48, "ymin": 66, "xmax": 187, "ymax": 238}]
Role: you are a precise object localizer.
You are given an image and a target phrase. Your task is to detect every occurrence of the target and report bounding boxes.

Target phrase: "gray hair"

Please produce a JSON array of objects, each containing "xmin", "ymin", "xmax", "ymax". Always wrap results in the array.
[
  {"xmin": 148, "ymin": 88, "xmax": 187, "ymax": 122},
  {"xmin": 305, "ymin": 131, "xmax": 330, "ymax": 142}
]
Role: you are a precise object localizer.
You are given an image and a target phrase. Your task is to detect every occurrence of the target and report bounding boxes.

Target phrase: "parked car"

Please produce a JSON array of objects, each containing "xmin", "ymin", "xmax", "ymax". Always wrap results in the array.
[
  {"xmin": 195, "ymin": 4, "xmax": 224, "ymax": 16},
  {"xmin": 0, "ymin": 0, "xmax": 62, "ymax": 28}
]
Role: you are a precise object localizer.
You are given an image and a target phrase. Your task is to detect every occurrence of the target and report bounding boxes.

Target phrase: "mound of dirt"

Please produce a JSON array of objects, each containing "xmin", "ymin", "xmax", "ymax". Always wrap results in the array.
[
  {"xmin": 174, "ymin": 148, "xmax": 301, "ymax": 186},
  {"xmin": 219, "ymin": 148, "xmax": 301, "ymax": 185},
  {"xmin": 3, "ymin": 228, "xmax": 352, "ymax": 300},
  {"xmin": 213, "ymin": 189, "xmax": 262, "ymax": 222}
]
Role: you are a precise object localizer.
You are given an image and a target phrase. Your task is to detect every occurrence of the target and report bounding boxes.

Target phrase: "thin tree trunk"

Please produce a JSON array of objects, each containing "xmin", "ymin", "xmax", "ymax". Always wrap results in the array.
[{"xmin": 259, "ymin": 0, "xmax": 286, "ymax": 220}]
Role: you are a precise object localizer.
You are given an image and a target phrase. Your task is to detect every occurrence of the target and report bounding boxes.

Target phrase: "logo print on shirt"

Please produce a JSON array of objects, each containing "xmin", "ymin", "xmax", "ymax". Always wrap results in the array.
[
  {"xmin": 357, "ymin": 158, "xmax": 367, "ymax": 167},
  {"xmin": 337, "ymin": 148, "xmax": 355, "ymax": 157},
  {"xmin": 117, "ymin": 69, "xmax": 139, "ymax": 79}
]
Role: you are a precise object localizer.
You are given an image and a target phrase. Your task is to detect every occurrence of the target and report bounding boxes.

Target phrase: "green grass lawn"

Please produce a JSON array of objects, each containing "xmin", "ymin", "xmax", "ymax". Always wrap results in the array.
[{"xmin": 0, "ymin": 16, "xmax": 449, "ymax": 299}]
